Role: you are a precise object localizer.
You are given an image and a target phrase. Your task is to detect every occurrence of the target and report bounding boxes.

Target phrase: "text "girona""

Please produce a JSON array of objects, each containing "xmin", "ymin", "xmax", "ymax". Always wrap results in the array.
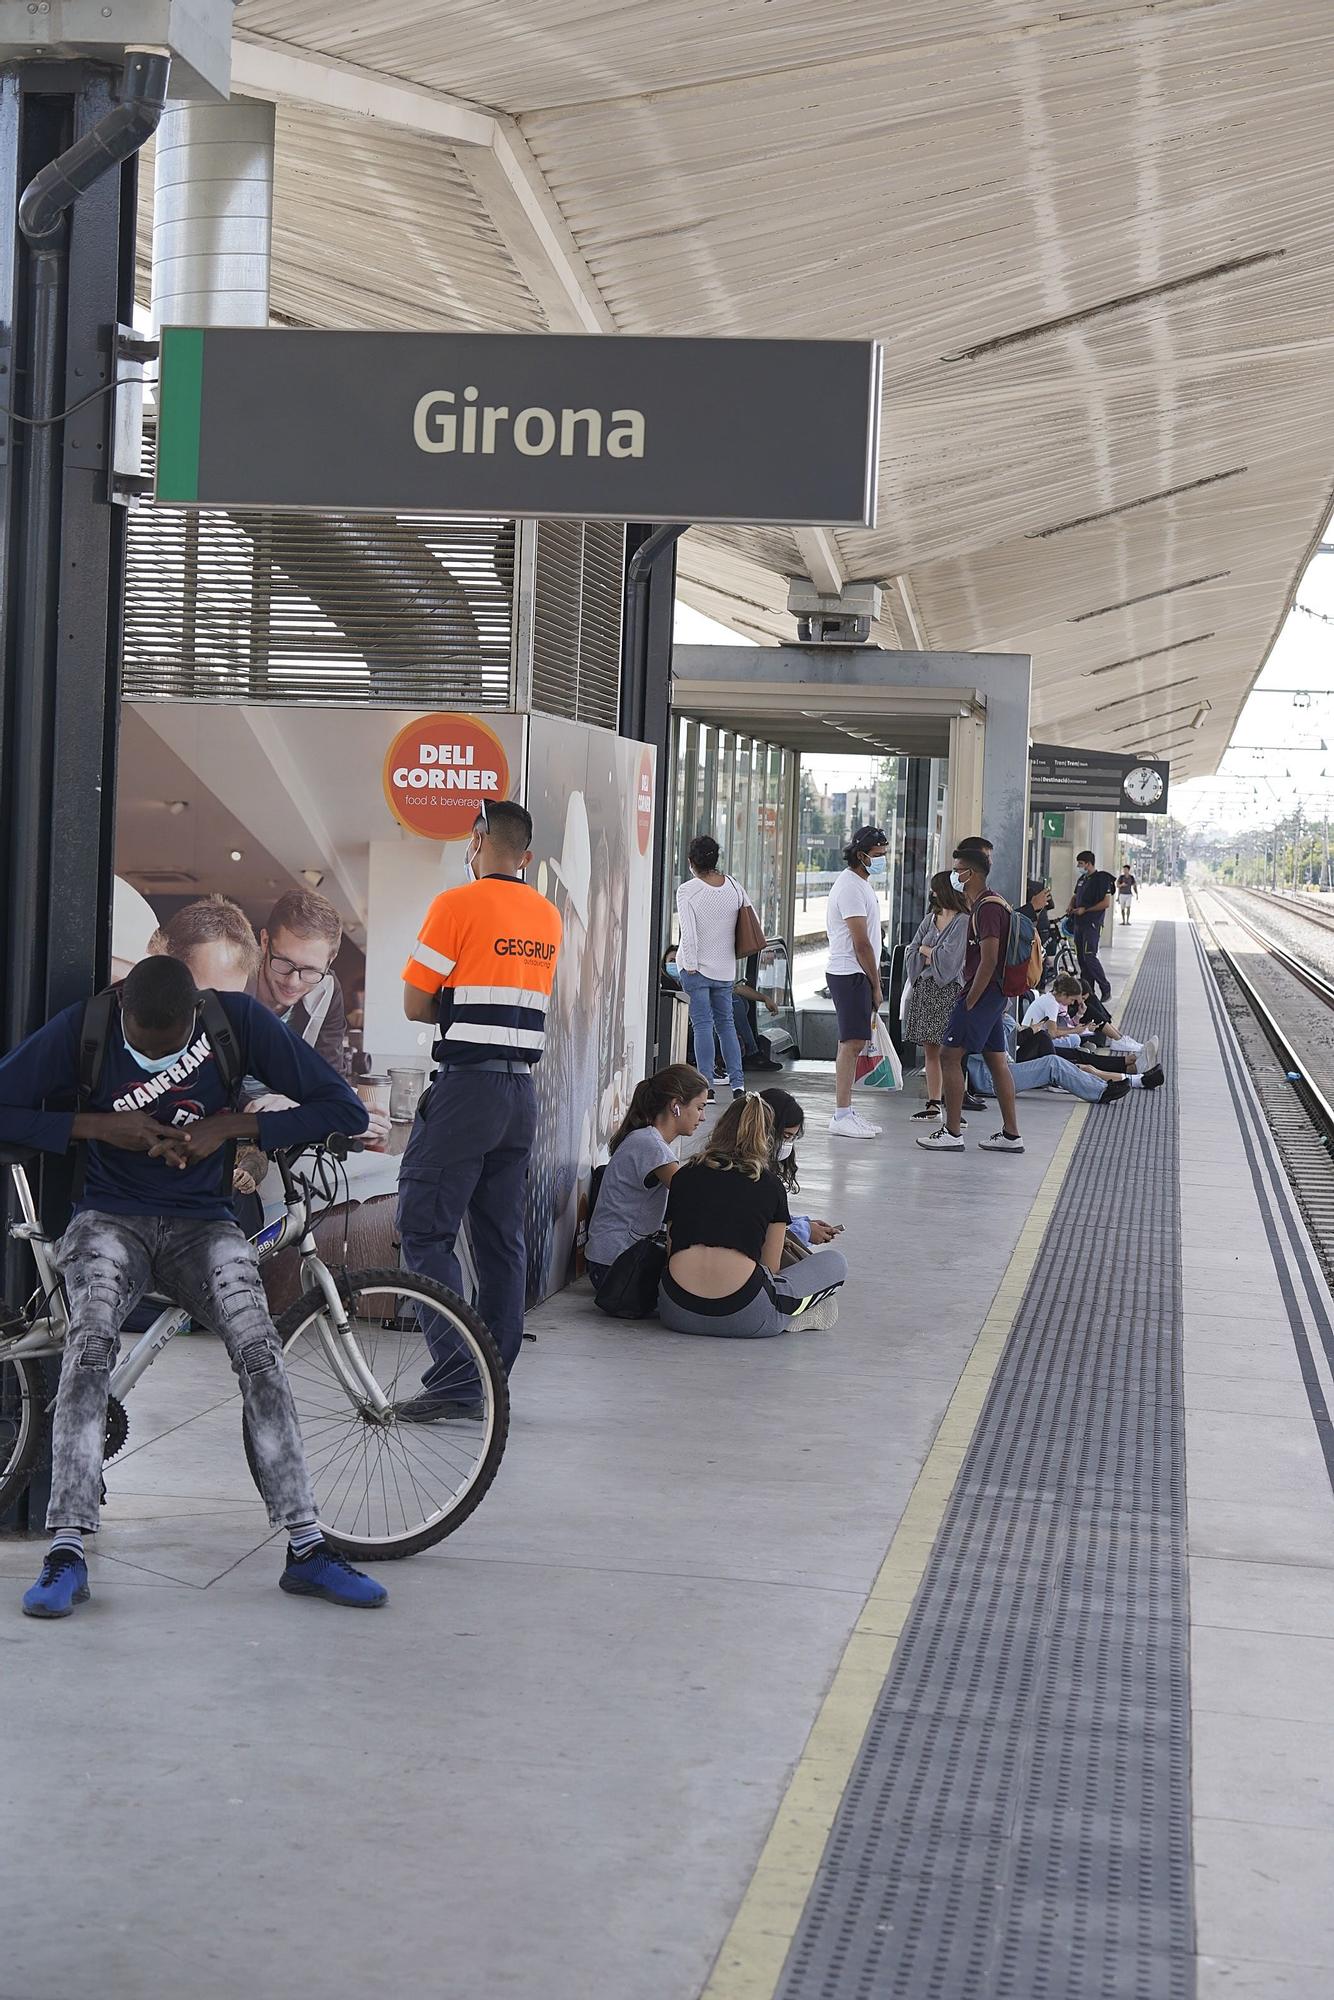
[{"xmin": 413, "ymin": 388, "xmax": 646, "ymax": 460}]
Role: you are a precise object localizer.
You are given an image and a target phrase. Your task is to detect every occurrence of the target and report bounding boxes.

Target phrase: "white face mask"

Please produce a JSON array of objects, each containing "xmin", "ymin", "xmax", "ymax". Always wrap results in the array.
[
  {"xmin": 123, "ymin": 1030, "xmax": 192, "ymax": 1075},
  {"xmin": 778, "ymin": 1139, "xmax": 796, "ymax": 1161},
  {"xmin": 950, "ymin": 869, "xmax": 966, "ymax": 893}
]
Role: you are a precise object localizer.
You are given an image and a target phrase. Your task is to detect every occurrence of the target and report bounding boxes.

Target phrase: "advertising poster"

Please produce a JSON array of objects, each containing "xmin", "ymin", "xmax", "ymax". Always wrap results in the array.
[
  {"xmin": 115, "ymin": 699, "xmax": 652, "ymax": 1308},
  {"xmin": 524, "ymin": 717, "xmax": 656, "ymax": 1301}
]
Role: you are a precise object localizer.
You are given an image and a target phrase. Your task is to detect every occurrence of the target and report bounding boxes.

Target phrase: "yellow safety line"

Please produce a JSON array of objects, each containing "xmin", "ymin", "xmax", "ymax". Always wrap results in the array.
[{"xmin": 700, "ymin": 925, "xmax": 1154, "ymax": 2000}]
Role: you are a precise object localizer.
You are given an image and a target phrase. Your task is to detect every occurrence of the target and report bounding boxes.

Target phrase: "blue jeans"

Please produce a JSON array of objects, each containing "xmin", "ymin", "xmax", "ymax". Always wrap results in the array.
[
  {"xmin": 967, "ymin": 1052, "xmax": 1106, "ymax": 1103},
  {"xmin": 398, "ymin": 1067, "xmax": 537, "ymax": 1392},
  {"xmin": 681, "ymin": 971, "xmax": 743, "ymax": 1089}
]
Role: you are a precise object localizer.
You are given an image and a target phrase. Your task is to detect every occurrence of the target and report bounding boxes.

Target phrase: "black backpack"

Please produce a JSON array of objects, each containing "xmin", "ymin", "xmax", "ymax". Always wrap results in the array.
[{"xmin": 73, "ymin": 987, "xmax": 244, "ymax": 1197}]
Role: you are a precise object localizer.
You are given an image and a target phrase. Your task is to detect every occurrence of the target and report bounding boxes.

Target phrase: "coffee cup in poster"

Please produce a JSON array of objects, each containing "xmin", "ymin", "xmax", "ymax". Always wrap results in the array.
[{"xmin": 383, "ymin": 713, "xmax": 511, "ymax": 841}]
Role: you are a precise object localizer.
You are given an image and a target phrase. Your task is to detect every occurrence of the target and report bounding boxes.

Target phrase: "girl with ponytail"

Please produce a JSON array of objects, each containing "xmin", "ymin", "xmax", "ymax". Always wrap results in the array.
[
  {"xmin": 586, "ymin": 1065, "xmax": 709, "ymax": 1290},
  {"xmin": 659, "ymin": 1093, "xmax": 848, "ymax": 1337}
]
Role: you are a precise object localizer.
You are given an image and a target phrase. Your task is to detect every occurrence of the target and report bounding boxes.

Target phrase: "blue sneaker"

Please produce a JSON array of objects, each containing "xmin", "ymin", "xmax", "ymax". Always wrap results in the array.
[
  {"xmin": 279, "ymin": 1542, "xmax": 387, "ymax": 1609},
  {"xmin": 22, "ymin": 1549, "xmax": 91, "ymax": 1619}
]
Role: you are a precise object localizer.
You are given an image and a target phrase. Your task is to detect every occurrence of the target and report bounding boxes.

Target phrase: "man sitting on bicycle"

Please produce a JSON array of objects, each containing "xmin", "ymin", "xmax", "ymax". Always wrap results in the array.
[{"xmin": 0, "ymin": 955, "xmax": 385, "ymax": 1618}]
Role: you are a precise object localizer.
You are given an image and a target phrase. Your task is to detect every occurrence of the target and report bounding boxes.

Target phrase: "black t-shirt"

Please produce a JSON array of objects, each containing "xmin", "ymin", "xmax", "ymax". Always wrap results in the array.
[
  {"xmin": 666, "ymin": 1161, "xmax": 790, "ymax": 1261},
  {"xmin": 1074, "ymin": 871, "xmax": 1116, "ymax": 914}
]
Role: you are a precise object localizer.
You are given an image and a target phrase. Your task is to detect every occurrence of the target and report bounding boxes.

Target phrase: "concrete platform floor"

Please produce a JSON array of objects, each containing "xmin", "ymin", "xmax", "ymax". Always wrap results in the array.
[{"xmin": 0, "ymin": 1026, "xmax": 1082, "ymax": 1999}]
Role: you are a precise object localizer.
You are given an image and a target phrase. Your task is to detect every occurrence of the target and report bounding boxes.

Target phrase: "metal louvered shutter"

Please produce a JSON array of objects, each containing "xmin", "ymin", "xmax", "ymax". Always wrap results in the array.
[
  {"xmin": 123, "ymin": 502, "xmax": 517, "ymax": 709},
  {"xmin": 527, "ymin": 518, "xmax": 625, "ymax": 729}
]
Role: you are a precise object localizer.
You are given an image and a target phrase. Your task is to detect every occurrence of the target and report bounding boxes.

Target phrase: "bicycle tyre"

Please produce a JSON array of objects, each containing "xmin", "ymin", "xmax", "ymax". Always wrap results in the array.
[
  {"xmin": 0, "ymin": 1308, "xmax": 48, "ymax": 1519},
  {"xmin": 244, "ymin": 1267, "xmax": 510, "ymax": 1561}
]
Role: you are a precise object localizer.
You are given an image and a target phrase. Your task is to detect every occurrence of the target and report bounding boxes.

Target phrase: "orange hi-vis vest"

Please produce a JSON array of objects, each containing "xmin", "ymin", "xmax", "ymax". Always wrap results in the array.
[{"xmin": 403, "ymin": 876, "xmax": 563, "ymax": 1067}]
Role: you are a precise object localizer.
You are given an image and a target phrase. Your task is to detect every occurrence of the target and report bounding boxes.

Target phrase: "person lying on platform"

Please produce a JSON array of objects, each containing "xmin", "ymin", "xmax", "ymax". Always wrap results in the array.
[
  {"xmin": 584, "ymin": 1064, "xmax": 709, "ymax": 1292},
  {"xmin": 965, "ymin": 1016, "xmax": 1165, "ymax": 1109}
]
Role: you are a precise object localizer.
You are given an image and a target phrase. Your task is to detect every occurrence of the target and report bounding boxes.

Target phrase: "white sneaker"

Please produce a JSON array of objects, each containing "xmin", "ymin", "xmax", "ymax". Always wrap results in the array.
[
  {"xmin": 915, "ymin": 1125, "xmax": 965, "ymax": 1152},
  {"xmin": 1136, "ymin": 1036, "xmax": 1161, "ymax": 1074},
  {"xmin": 789, "ymin": 1293, "xmax": 840, "ymax": 1330},
  {"xmin": 829, "ymin": 1109, "xmax": 881, "ymax": 1139},
  {"xmin": 978, "ymin": 1130, "xmax": 1025, "ymax": 1154}
]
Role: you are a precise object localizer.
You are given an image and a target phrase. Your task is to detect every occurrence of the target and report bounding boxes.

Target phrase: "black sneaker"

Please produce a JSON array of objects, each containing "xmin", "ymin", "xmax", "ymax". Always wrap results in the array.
[
  {"xmin": 743, "ymin": 1056, "xmax": 784, "ymax": 1073},
  {"xmin": 1140, "ymin": 1064, "xmax": 1165, "ymax": 1090},
  {"xmin": 394, "ymin": 1393, "xmax": 486, "ymax": 1423},
  {"xmin": 1101, "ymin": 1078, "xmax": 1131, "ymax": 1103},
  {"xmin": 732, "ymin": 1088, "xmax": 747, "ymax": 1102},
  {"xmin": 963, "ymin": 1092, "xmax": 987, "ymax": 1113}
]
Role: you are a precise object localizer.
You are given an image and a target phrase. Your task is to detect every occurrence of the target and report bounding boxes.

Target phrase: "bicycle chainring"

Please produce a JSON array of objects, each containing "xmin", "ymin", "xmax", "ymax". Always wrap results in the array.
[{"xmin": 104, "ymin": 1397, "xmax": 129, "ymax": 1463}]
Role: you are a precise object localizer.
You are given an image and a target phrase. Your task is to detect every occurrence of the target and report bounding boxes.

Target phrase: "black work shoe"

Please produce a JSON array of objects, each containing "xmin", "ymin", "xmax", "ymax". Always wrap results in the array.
[
  {"xmin": 1139, "ymin": 1065, "xmax": 1166, "ymax": 1090},
  {"xmin": 1101, "ymin": 1079, "xmax": 1131, "ymax": 1103},
  {"xmin": 743, "ymin": 1056, "xmax": 784, "ymax": 1073},
  {"xmin": 394, "ymin": 1394, "xmax": 485, "ymax": 1423}
]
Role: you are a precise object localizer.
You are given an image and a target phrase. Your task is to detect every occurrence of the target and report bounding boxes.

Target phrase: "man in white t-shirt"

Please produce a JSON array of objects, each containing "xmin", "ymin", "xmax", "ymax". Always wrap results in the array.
[{"xmin": 825, "ymin": 825, "xmax": 888, "ymax": 1140}]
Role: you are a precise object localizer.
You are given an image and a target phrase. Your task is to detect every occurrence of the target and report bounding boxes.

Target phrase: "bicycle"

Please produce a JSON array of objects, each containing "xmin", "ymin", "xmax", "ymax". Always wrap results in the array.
[{"xmin": 0, "ymin": 1135, "xmax": 509, "ymax": 1560}]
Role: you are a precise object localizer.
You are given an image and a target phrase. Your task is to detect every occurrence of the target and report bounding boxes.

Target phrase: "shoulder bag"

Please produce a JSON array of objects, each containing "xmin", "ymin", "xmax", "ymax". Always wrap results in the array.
[
  {"xmin": 730, "ymin": 877, "xmax": 767, "ymax": 958},
  {"xmin": 593, "ymin": 1232, "xmax": 668, "ymax": 1320}
]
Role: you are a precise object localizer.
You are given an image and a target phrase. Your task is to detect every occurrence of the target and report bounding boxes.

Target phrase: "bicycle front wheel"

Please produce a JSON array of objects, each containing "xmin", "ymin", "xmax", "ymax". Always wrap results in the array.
[{"xmin": 246, "ymin": 1268, "xmax": 509, "ymax": 1561}]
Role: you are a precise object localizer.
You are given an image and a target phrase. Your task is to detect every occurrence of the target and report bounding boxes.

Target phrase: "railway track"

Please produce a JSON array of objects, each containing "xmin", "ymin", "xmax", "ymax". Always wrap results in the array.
[
  {"xmin": 1236, "ymin": 884, "xmax": 1334, "ymax": 941},
  {"xmin": 1190, "ymin": 886, "xmax": 1334, "ymax": 1283}
]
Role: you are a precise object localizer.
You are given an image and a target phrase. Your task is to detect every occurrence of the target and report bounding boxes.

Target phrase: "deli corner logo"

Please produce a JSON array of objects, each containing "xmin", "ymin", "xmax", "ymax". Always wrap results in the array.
[{"xmin": 383, "ymin": 713, "xmax": 510, "ymax": 842}]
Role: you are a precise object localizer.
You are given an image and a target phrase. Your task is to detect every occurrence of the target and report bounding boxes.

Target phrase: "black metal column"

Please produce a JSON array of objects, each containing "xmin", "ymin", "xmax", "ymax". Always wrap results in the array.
[
  {"xmin": 620, "ymin": 521, "xmax": 683, "ymax": 1065},
  {"xmin": 0, "ymin": 62, "xmax": 145, "ymax": 1530},
  {"xmin": 893, "ymin": 754, "xmax": 933, "ymax": 945}
]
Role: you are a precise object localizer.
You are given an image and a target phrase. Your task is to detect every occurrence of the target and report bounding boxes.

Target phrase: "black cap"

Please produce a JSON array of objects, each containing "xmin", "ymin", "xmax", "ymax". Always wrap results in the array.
[{"xmin": 851, "ymin": 824, "xmax": 889, "ymax": 853}]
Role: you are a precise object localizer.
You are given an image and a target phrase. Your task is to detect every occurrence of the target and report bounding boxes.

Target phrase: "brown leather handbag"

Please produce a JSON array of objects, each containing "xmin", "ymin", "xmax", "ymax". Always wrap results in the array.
[{"xmin": 731, "ymin": 878, "xmax": 766, "ymax": 958}]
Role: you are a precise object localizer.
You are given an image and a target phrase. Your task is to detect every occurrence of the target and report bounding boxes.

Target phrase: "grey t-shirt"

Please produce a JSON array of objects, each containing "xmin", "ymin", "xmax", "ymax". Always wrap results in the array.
[{"xmin": 586, "ymin": 1125, "xmax": 677, "ymax": 1269}]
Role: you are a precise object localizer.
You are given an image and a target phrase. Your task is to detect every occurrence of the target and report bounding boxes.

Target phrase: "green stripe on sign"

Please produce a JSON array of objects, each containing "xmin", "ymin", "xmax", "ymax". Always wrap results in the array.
[{"xmin": 155, "ymin": 327, "xmax": 204, "ymax": 502}]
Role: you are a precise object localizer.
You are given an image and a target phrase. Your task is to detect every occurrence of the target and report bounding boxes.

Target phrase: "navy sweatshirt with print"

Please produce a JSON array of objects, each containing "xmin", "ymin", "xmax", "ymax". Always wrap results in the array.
[{"xmin": 0, "ymin": 992, "xmax": 368, "ymax": 1219}]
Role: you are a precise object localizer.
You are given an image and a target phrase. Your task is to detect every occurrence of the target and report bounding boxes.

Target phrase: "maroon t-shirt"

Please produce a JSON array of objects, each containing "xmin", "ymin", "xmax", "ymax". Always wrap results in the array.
[{"xmin": 964, "ymin": 894, "xmax": 1010, "ymax": 990}]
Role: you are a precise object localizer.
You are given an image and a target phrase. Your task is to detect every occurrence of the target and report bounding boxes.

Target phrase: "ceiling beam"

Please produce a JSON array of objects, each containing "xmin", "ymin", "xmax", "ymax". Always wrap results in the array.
[
  {"xmin": 459, "ymin": 117, "xmax": 615, "ymax": 334},
  {"xmin": 792, "ymin": 527, "xmax": 844, "ymax": 597},
  {"xmin": 883, "ymin": 575, "xmax": 927, "ymax": 649},
  {"xmin": 229, "ymin": 35, "xmax": 614, "ymax": 335}
]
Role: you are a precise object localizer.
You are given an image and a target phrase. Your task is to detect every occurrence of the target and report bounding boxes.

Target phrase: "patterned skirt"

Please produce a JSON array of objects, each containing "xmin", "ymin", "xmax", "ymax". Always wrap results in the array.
[{"xmin": 904, "ymin": 975, "xmax": 962, "ymax": 1047}]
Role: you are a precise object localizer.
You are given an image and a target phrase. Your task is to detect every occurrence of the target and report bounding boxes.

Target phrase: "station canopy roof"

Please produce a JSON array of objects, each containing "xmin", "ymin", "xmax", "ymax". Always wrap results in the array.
[{"xmin": 149, "ymin": 2, "xmax": 1334, "ymax": 781}]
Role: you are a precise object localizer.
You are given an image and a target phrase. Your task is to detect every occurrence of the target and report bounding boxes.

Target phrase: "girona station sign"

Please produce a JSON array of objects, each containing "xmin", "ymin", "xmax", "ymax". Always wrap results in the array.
[{"xmin": 155, "ymin": 327, "xmax": 882, "ymax": 528}]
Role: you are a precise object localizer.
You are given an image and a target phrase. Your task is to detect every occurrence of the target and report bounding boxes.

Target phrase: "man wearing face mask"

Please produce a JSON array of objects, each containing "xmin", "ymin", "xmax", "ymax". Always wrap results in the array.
[
  {"xmin": 397, "ymin": 801, "xmax": 563, "ymax": 1415},
  {"xmin": 825, "ymin": 825, "xmax": 890, "ymax": 1141},
  {"xmin": 0, "ymin": 954, "xmax": 380, "ymax": 1617},
  {"xmin": 1067, "ymin": 850, "xmax": 1116, "ymax": 1002}
]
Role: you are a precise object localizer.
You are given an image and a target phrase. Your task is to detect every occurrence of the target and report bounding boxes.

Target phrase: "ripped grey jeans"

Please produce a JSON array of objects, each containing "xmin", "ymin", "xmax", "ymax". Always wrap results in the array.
[{"xmin": 49, "ymin": 1210, "xmax": 316, "ymax": 1534}]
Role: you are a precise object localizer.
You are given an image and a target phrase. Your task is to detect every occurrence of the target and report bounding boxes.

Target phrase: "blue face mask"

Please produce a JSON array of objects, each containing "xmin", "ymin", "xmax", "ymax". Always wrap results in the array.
[
  {"xmin": 868, "ymin": 857, "xmax": 888, "ymax": 879},
  {"xmin": 123, "ymin": 1031, "xmax": 192, "ymax": 1076}
]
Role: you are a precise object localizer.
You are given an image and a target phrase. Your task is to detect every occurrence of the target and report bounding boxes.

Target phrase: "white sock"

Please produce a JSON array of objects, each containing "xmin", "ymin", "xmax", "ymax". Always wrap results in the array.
[
  {"xmin": 288, "ymin": 1522, "xmax": 323, "ymax": 1558},
  {"xmin": 49, "ymin": 1529, "xmax": 85, "ymax": 1561},
  {"xmin": 833, "ymin": 1105, "xmax": 855, "ymax": 1118},
  {"xmin": 1128, "ymin": 1074, "xmax": 1144, "ymax": 1089}
]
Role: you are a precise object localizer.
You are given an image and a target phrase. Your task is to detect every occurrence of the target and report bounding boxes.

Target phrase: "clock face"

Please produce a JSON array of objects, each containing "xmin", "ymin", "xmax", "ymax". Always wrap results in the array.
[{"xmin": 1123, "ymin": 764, "xmax": 1165, "ymax": 807}]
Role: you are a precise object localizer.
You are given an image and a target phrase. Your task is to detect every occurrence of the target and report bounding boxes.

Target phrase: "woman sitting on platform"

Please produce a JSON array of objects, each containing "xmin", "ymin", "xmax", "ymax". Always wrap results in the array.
[
  {"xmin": 658, "ymin": 1095, "xmax": 847, "ymax": 1337},
  {"xmin": 585, "ymin": 1065, "xmax": 709, "ymax": 1293}
]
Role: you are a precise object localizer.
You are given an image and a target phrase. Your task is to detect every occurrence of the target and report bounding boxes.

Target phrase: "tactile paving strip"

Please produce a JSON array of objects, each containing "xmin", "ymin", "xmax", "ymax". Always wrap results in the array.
[{"xmin": 779, "ymin": 923, "xmax": 1192, "ymax": 2000}]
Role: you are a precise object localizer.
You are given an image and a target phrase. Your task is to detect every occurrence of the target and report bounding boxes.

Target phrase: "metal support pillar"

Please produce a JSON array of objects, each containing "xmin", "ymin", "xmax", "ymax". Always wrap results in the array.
[
  {"xmin": 894, "ymin": 756, "xmax": 932, "ymax": 945},
  {"xmin": 620, "ymin": 522, "xmax": 685, "ymax": 1064},
  {"xmin": 0, "ymin": 55, "xmax": 164, "ymax": 1531}
]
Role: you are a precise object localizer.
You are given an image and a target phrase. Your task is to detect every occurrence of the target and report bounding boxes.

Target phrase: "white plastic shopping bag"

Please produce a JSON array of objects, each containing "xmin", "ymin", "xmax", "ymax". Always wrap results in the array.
[{"xmin": 855, "ymin": 1014, "xmax": 903, "ymax": 1091}]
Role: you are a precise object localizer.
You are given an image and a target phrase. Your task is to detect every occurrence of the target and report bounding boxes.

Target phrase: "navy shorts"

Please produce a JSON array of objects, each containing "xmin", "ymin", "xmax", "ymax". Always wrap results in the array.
[
  {"xmin": 827, "ymin": 970, "xmax": 874, "ymax": 1043},
  {"xmin": 944, "ymin": 985, "xmax": 1008, "ymax": 1055}
]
